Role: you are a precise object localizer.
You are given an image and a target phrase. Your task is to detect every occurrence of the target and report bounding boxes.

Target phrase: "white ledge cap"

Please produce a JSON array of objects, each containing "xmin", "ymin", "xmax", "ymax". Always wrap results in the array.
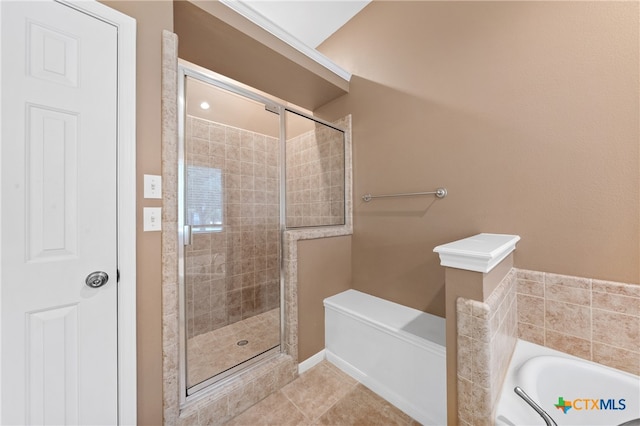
[{"xmin": 433, "ymin": 233, "xmax": 521, "ymax": 273}]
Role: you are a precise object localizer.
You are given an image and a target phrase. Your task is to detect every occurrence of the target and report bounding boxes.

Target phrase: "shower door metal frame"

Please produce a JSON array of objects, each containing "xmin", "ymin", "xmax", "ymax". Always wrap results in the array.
[
  {"xmin": 177, "ymin": 63, "xmax": 284, "ymax": 405},
  {"xmin": 177, "ymin": 61, "xmax": 347, "ymax": 407}
]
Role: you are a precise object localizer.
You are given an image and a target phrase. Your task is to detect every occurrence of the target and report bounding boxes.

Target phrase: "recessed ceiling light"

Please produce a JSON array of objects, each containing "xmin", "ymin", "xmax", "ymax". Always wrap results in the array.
[{"xmin": 200, "ymin": 101, "xmax": 210, "ymax": 110}]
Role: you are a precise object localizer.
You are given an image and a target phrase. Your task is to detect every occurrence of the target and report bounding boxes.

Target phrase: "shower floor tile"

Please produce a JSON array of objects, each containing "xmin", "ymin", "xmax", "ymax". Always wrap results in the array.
[
  {"xmin": 224, "ymin": 361, "xmax": 420, "ymax": 426},
  {"xmin": 187, "ymin": 308, "xmax": 280, "ymax": 387}
]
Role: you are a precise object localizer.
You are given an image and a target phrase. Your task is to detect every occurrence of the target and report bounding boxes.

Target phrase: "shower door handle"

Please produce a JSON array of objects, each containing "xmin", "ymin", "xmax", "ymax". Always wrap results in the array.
[{"xmin": 183, "ymin": 225, "xmax": 192, "ymax": 246}]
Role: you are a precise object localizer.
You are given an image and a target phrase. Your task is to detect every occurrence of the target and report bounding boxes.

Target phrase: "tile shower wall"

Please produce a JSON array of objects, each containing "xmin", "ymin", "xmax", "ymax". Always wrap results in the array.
[
  {"xmin": 185, "ymin": 116, "xmax": 280, "ymax": 339},
  {"xmin": 163, "ymin": 34, "xmax": 309, "ymax": 425},
  {"xmin": 456, "ymin": 269, "xmax": 518, "ymax": 426},
  {"xmin": 286, "ymin": 122, "xmax": 344, "ymax": 228},
  {"xmin": 516, "ymin": 269, "xmax": 640, "ymax": 376}
]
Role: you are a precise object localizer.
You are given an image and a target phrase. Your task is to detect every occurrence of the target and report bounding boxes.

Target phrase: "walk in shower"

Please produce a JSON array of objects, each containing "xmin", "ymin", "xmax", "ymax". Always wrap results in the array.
[{"xmin": 177, "ymin": 64, "xmax": 346, "ymax": 402}]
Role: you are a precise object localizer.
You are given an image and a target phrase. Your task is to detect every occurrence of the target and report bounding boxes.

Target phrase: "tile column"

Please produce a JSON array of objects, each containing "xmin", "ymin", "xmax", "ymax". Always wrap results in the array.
[{"xmin": 434, "ymin": 233, "xmax": 520, "ymax": 425}]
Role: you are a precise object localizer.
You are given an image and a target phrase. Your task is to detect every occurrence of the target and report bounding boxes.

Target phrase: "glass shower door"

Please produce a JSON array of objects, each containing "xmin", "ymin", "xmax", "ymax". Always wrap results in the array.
[{"xmin": 182, "ymin": 76, "xmax": 282, "ymax": 393}]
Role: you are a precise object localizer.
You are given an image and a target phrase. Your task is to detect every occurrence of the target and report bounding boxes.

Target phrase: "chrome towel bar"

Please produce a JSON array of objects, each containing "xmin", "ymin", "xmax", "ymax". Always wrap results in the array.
[{"xmin": 362, "ymin": 187, "xmax": 447, "ymax": 202}]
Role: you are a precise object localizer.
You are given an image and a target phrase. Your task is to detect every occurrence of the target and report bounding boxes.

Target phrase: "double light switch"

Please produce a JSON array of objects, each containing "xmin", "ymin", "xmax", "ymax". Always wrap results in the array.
[{"xmin": 143, "ymin": 174, "xmax": 162, "ymax": 231}]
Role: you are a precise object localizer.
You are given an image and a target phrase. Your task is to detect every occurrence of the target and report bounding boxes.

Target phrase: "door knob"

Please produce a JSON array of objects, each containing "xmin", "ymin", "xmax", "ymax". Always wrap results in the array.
[{"xmin": 85, "ymin": 271, "xmax": 109, "ymax": 288}]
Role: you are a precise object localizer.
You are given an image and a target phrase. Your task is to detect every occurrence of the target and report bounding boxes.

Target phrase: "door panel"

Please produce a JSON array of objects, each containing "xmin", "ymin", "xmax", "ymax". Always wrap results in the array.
[
  {"xmin": 27, "ymin": 105, "xmax": 79, "ymax": 261},
  {"xmin": 1, "ymin": 1, "xmax": 118, "ymax": 424},
  {"xmin": 28, "ymin": 19, "xmax": 79, "ymax": 87},
  {"xmin": 27, "ymin": 305, "xmax": 79, "ymax": 425}
]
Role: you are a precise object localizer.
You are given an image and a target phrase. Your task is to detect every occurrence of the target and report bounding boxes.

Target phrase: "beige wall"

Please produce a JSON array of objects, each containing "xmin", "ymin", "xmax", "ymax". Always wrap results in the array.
[
  {"xmin": 297, "ymin": 236, "xmax": 352, "ymax": 361},
  {"xmin": 317, "ymin": 1, "xmax": 640, "ymax": 316},
  {"xmin": 93, "ymin": 1, "xmax": 639, "ymax": 422},
  {"xmin": 173, "ymin": 0, "xmax": 348, "ymax": 111},
  {"xmin": 99, "ymin": 2, "xmax": 172, "ymax": 425}
]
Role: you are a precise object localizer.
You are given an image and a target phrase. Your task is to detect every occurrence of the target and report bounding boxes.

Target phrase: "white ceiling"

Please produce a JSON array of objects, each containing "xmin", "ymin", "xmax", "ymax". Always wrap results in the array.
[{"xmin": 239, "ymin": 0, "xmax": 370, "ymax": 48}]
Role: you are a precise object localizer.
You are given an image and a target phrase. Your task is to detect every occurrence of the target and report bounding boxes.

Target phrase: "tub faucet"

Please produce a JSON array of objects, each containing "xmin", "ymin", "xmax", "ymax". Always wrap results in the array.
[
  {"xmin": 618, "ymin": 419, "xmax": 640, "ymax": 426},
  {"xmin": 514, "ymin": 386, "xmax": 558, "ymax": 426}
]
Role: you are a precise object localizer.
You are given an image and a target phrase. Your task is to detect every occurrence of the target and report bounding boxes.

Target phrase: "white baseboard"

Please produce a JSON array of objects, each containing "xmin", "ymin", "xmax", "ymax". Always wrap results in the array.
[
  {"xmin": 298, "ymin": 349, "xmax": 325, "ymax": 374},
  {"xmin": 325, "ymin": 350, "xmax": 438, "ymax": 425}
]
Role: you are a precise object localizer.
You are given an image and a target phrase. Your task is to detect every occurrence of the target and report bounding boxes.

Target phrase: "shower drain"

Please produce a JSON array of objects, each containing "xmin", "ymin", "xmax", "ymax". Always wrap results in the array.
[{"xmin": 236, "ymin": 340, "xmax": 249, "ymax": 346}]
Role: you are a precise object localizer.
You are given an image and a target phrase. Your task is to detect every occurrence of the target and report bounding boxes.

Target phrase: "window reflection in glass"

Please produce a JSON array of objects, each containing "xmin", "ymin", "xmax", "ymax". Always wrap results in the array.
[{"xmin": 187, "ymin": 165, "xmax": 223, "ymax": 232}]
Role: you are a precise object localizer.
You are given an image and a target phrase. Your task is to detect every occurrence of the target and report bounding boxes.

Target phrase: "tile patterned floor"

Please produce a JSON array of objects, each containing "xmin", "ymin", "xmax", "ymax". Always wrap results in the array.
[
  {"xmin": 187, "ymin": 309, "xmax": 280, "ymax": 387},
  {"xmin": 224, "ymin": 361, "xmax": 420, "ymax": 426}
]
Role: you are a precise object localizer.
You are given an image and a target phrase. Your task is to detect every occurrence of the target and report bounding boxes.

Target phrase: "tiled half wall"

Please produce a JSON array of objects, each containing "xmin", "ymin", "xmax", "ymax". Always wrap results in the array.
[
  {"xmin": 516, "ymin": 269, "xmax": 640, "ymax": 376},
  {"xmin": 457, "ymin": 268, "xmax": 639, "ymax": 425},
  {"xmin": 456, "ymin": 269, "xmax": 518, "ymax": 426}
]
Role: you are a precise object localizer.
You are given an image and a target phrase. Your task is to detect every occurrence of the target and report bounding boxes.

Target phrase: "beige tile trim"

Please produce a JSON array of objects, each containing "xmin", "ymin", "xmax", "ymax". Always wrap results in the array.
[
  {"xmin": 456, "ymin": 269, "xmax": 518, "ymax": 425},
  {"xmin": 161, "ymin": 30, "xmax": 180, "ymax": 424}
]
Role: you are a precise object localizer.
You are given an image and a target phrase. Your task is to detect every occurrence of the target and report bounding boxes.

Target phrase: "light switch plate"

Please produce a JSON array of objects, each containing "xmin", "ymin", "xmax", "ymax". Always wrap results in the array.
[
  {"xmin": 143, "ymin": 207, "xmax": 162, "ymax": 231},
  {"xmin": 144, "ymin": 174, "xmax": 162, "ymax": 199}
]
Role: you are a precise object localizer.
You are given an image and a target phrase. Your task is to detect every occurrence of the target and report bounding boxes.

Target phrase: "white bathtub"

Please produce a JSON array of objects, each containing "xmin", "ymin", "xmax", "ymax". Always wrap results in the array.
[
  {"xmin": 324, "ymin": 289, "xmax": 447, "ymax": 425},
  {"xmin": 496, "ymin": 340, "xmax": 640, "ymax": 425}
]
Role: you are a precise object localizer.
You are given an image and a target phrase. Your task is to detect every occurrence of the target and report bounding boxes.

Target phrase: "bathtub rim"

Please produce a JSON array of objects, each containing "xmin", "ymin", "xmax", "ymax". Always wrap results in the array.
[
  {"xmin": 496, "ymin": 339, "xmax": 640, "ymax": 426},
  {"xmin": 517, "ymin": 354, "xmax": 639, "ymax": 403}
]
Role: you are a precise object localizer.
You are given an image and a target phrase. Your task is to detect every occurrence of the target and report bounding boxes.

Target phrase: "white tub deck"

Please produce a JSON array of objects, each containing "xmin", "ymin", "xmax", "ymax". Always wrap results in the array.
[{"xmin": 324, "ymin": 290, "xmax": 447, "ymax": 425}]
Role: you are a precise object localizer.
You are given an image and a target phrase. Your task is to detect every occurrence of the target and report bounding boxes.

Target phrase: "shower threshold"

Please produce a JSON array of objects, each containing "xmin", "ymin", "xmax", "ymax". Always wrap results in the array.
[{"xmin": 186, "ymin": 308, "xmax": 280, "ymax": 393}]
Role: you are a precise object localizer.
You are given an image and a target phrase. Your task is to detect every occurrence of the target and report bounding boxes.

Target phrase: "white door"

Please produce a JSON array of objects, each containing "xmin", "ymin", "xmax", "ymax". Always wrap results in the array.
[{"xmin": 1, "ymin": 1, "xmax": 119, "ymax": 424}]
